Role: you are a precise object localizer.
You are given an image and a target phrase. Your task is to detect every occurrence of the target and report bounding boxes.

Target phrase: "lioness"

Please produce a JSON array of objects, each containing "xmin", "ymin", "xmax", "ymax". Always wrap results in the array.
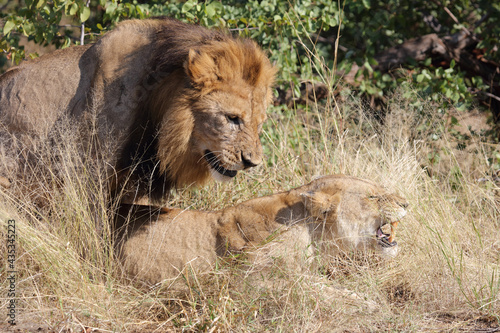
[
  {"xmin": 116, "ymin": 175, "xmax": 408, "ymax": 284},
  {"xmin": 0, "ymin": 18, "xmax": 275, "ymax": 202}
]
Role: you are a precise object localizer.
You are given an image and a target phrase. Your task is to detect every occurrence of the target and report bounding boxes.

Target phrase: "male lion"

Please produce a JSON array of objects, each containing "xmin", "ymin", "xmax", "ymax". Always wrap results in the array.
[
  {"xmin": 116, "ymin": 175, "xmax": 408, "ymax": 284},
  {"xmin": 0, "ymin": 18, "xmax": 275, "ymax": 201}
]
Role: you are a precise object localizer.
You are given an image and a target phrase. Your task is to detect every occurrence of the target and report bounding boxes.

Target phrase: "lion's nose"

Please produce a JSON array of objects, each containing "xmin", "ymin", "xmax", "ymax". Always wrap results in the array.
[{"xmin": 241, "ymin": 151, "xmax": 261, "ymax": 169}]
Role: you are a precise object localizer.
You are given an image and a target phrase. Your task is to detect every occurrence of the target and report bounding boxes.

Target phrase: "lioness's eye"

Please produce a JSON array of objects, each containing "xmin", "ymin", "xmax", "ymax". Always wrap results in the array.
[{"xmin": 226, "ymin": 114, "xmax": 241, "ymax": 125}]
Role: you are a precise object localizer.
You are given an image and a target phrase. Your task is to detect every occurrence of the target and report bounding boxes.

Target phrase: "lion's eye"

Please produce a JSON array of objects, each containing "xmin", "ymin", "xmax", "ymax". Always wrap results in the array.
[{"xmin": 226, "ymin": 114, "xmax": 241, "ymax": 125}]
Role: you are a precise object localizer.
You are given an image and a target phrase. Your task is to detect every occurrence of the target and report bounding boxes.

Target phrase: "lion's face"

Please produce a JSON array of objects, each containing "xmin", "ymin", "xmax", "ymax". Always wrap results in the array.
[
  {"xmin": 301, "ymin": 176, "xmax": 408, "ymax": 257},
  {"xmin": 190, "ymin": 85, "xmax": 268, "ymax": 181},
  {"xmin": 162, "ymin": 40, "xmax": 276, "ymax": 184}
]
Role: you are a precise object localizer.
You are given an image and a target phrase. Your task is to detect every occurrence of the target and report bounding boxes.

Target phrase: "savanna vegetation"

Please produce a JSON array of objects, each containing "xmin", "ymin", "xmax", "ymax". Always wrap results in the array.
[{"xmin": 1, "ymin": 0, "xmax": 499, "ymax": 332}]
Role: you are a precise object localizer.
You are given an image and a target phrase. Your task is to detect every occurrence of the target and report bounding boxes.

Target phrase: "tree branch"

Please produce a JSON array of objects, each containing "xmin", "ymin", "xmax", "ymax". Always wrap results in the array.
[
  {"xmin": 310, "ymin": 33, "xmax": 348, "ymax": 52},
  {"xmin": 80, "ymin": 0, "xmax": 91, "ymax": 45}
]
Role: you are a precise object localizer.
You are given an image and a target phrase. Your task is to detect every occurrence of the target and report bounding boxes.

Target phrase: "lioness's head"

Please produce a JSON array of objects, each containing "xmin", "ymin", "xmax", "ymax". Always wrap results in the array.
[
  {"xmin": 300, "ymin": 175, "xmax": 408, "ymax": 257},
  {"xmin": 155, "ymin": 37, "xmax": 275, "ymax": 187}
]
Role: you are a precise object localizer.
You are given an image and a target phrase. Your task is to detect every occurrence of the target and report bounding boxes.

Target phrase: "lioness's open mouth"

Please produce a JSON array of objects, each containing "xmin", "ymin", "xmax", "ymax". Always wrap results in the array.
[
  {"xmin": 204, "ymin": 150, "xmax": 238, "ymax": 178},
  {"xmin": 377, "ymin": 221, "xmax": 399, "ymax": 248}
]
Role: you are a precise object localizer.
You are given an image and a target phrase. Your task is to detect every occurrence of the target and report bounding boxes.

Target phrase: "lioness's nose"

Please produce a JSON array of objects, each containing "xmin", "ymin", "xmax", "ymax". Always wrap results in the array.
[{"xmin": 241, "ymin": 151, "xmax": 261, "ymax": 169}]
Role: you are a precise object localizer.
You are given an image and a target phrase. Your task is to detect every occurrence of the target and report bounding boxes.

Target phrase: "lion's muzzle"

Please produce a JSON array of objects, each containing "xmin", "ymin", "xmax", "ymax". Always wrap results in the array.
[
  {"xmin": 377, "ymin": 226, "xmax": 398, "ymax": 248},
  {"xmin": 204, "ymin": 150, "xmax": 238, "ymax": 178},
  {"xmin": 241, "ymin": 150, "xmax": 261, "ymax": 169}
]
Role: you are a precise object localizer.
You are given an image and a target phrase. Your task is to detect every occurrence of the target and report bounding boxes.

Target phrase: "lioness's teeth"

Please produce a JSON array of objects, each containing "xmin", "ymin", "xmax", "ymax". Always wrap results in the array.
[{"xmin": 388, "ymin": 221, "xmax": 399, "ymax": 243}]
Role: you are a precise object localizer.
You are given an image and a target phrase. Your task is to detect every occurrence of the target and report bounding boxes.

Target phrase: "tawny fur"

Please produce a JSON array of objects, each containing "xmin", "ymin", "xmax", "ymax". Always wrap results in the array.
[
  {"xmin": 116, "ymin": 175, "xmax": 408, "ymax": 284},
  {"xmin": 0, "ymin": 176, "xmax": 10, "ymax": 189},
  {"xmin": 0, "ymin": 18, "xmax": 275, "ymax": 202}
]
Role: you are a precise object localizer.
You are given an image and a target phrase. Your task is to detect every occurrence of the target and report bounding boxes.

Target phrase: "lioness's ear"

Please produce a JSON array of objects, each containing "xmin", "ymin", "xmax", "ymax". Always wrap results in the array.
[
  {"xmin": 301, "ymin": 191, "xmax": 340, "ymax": 218},
  {"xmin": 185, "ymin": 49, "xmax": 220, "ymax": 89}
]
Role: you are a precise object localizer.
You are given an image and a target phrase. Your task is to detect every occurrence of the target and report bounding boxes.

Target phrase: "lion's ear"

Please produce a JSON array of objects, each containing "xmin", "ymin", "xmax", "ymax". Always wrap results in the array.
[
  {"xmin": 185, "ymin": 49, "xmax": 221, "ymax": 89},
  {"xmin": 301, "ymin": 191, "xmax": 341, "ymax": 218}
]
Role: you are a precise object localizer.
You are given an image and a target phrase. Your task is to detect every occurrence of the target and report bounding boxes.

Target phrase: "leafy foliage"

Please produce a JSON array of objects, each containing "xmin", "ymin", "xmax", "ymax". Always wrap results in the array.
[{"xmin": 0, "ymin": 0, "xmax": 499, "ymax": 115}]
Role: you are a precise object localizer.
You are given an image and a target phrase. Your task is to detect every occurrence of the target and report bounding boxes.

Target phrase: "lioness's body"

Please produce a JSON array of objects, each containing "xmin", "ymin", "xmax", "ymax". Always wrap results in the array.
[
  {"xmin": 0, "ymin": 18, "xmax": 275, "ymax": 201},
  {"xmin": 116, "ymin": 175, "xmax": 408, "ymax": 283}
]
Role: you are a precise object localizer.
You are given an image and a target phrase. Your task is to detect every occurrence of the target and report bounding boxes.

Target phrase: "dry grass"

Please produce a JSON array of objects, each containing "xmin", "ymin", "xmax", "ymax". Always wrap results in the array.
[
  {"xmin": 1, "ymin": 82, "xmax": 499, "ymax": 332},
  {"xmin": 1, "ymin": 15, "xmax": 500, "ymax": 330}
]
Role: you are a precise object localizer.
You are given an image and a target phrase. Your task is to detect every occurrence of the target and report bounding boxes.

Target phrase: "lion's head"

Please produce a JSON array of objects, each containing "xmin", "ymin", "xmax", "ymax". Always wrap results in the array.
[
  {"xmin": 299, "ymin": 175, "xmax": 408, "ymax": 256},
  {"xmin": 150, "ymin": 38, "xmax": 274, "ymax": 189},
  {"xmin": 109, "ymin": 19, "xmax": 276, "ymax": 201}
]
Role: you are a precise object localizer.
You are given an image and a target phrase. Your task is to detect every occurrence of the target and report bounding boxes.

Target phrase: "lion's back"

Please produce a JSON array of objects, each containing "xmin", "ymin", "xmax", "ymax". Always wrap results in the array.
[
  {"xmin": 0, "ymin": 45, "xmax": 95, "ymax": 135},
  {"xmin": 118, "ymin": 207, "xmax": 221, "ymax": 283}
]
